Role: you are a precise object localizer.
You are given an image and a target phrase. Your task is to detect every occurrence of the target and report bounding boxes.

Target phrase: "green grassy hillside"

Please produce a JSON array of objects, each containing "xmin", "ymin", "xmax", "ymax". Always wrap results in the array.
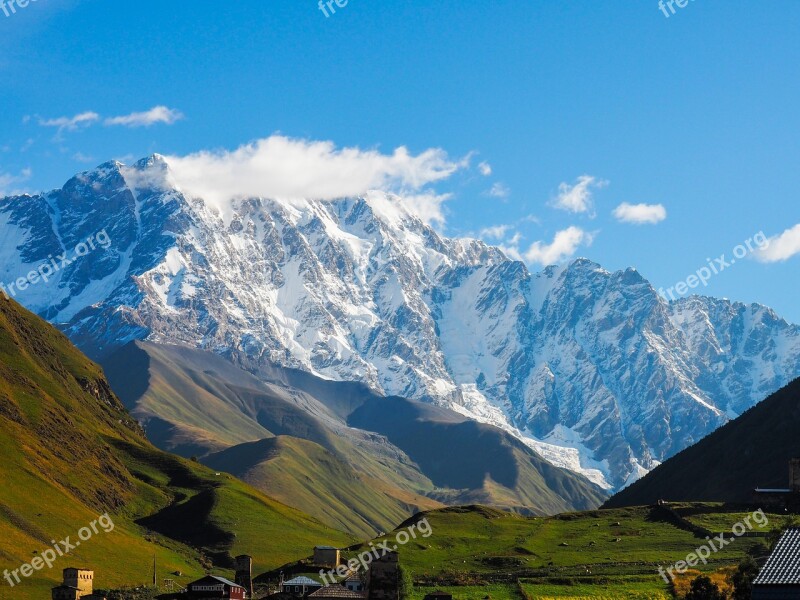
[
  {"xmin": 104, "ymin": 342, "xmax": 442, "ymax": 537},
  {"xmin": 0, "ymin": 297, "xmax": 352, "ymax": 599},
  {"xmin": 347, "ymin": 504, "xmax": 777, "ymax": 600},
  {"xmin": 104, "ymin": 342, "xmax": 607, "ymax": 531},
  {"xmin": 205, "ymin": 436, "xmax": 443, "ymax": 539},
  {"xmin": 606, "ymin": 377, "xmax": 800, "ymax": 508}
]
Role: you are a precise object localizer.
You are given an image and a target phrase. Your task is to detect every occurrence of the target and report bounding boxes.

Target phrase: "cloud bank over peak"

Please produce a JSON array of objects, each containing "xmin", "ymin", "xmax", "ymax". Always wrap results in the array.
[{"xmin": 163, "ymin": 135, "xmax": 470, "ymax": 226}]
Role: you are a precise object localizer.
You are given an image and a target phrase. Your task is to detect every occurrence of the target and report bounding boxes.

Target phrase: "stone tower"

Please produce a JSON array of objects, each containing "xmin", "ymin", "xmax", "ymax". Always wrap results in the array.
[
  {"xmin": 367, "ymin": 551, "xmax": 399, "ymax": 600},
  {"xmin": 234, "ymin": 555, "xmax": 253, "ymax": 599},
  {"xmin": 62, "ymin": 569, "xmax": 94, "ymax": 596},
  {"xmin": 790, "ymin": 458, "xmax": 800, "ymax": 492}
]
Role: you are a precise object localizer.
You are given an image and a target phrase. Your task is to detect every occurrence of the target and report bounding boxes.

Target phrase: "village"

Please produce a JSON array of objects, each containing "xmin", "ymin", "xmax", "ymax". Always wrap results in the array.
[
  {"xmin": 49, "ymin": 545, "xmax": 452, "ymax": 600},
  {"xmin": 47, "ymin": 459, "xmax": 800, "ymax": 600}
]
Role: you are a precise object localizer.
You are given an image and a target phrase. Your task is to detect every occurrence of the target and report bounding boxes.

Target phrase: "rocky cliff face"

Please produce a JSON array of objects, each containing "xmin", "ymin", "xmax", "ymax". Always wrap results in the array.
[{"xmin": 2, "ymin": 155, "xmax": 798, "ymax": 488}]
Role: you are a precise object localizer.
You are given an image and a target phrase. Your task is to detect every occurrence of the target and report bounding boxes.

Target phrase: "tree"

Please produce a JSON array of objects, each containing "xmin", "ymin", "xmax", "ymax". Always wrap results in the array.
[
  {"xmin": 684, "ymin": 575, "xmax": 726, "ymax": 600},
  {"xmin": 730, "ymin": 557, "xmax": 759, "ymax": 600},
  {"xmin": 398, "ymin": 566, "xmax": 413, "ymax": 600}
]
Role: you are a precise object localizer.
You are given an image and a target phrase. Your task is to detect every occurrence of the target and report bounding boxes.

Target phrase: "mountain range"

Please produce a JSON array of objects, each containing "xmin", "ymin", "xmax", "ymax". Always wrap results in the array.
[{"xmin": 1, "ymin": 155, "xmax": 799, "ymax": 490}]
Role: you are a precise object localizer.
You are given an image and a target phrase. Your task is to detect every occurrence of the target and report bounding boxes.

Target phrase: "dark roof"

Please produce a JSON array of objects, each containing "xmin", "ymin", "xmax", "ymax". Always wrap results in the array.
[
  {"xmin": 308, "ymin": 587, "xmax": 366, "ymax": 599},
  {"xmin": 754, "ymin": 528, "xmax": 800, "ymax": 585},
  {"xmin": 284, "ymin": 576, "xmax": 322, "ymax": 587}
]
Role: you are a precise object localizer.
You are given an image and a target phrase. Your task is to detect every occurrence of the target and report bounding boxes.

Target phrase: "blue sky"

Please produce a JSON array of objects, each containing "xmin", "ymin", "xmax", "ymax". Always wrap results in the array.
[{"xmin": 1, "ymin": 0, "xmax": 799, "ymax": 321}]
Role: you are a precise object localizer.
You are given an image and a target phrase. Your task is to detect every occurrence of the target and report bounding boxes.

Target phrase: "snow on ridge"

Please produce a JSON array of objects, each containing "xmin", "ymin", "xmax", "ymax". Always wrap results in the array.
[{"xmin": 2, "ymin": 157, "xmax": 799, "ymax": 491}]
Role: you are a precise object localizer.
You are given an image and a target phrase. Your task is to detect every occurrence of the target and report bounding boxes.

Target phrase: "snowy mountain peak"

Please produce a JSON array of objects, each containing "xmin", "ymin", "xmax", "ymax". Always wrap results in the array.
[{"xmin": 1, "ymin": 157, "xmax": 798, "ymax": 490}]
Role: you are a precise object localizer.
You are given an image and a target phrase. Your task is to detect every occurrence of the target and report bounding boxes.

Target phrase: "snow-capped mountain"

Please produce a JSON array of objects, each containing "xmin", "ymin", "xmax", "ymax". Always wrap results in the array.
[{"xmin": 2, "ymin": 156, "xmax": 798, "ymax": 489}]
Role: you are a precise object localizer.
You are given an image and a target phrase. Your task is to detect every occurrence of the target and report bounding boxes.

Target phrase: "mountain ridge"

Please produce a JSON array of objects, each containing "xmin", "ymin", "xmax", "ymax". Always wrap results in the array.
[{"xmin": 2, "ymin": 155, "xmax": 798, "ymax": 488}]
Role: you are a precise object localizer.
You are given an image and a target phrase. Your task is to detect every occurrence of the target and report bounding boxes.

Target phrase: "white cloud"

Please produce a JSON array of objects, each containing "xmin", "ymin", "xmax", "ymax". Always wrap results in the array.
[
  {"xmin": 551, "ymin": 175, "xmax": 608, "ymax": 215},
  {"xmin": 754, "ymin": 224, "xmax": 800, "ymax": 263},
  {"xmin": 36, "ymin": 106, "xmax": 183, "ymax": 136},
  {"xmin": 0, "ymin": 168, "xmax": 32, "ymax": 197},
  {"xmin": 104, "ymin": 106, "xmax": 184, "ymax": 128},
  {"xmin": 480, "ymin": 224, "xmax": 511, "ymax": 240},
  {"xmin": 478, "ymin": 161, "xmax": 492, "ymax": 176},
  {"xmin": 487, "ymin": 182, "xmax": 510, "ymax": 198},
  {"xmin": 399, "ymin": 192, "xmax": 452, "ymax": 229},
  {"xmin": 522, "ymin": 226, "xmax": 594, "ymax": 265},
  {"xmin": 163, "ymin": 135, "xmax": 469, "ymax": 226},
  {"xmin": 613, "ymin": 202, "xmax": 667, "ymax": 225},
  {"xmin": 38, "ymin": 111, "xmax": 100, "ymax": 134}
]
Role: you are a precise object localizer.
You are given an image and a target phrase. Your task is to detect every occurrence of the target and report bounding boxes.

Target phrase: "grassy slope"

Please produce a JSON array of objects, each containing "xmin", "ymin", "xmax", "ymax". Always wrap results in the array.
[
  {"xmin": 104, "ymin": 342, "xmax": 442, "ymax": 538},
  {"xmin": 0, "ymin": 297, "xmax": 351, "ymax": 599},
  {"xmin": 205, "ymin": 436, "xmax": 442, "ymax": 539},
  {"xmin": 353, "ymin": 505, "xmax": 772, "ymax": 600},
  {"xmin": 606, "ymin": 377, "xmax": 800, "ymax": 507},
  {"xmin": 349, "ymin": 397, "xmax": 607, "ymax": 514},
  {"xmin": 105, "ymin": 343, "xmax": 607, "ymax": 520}
]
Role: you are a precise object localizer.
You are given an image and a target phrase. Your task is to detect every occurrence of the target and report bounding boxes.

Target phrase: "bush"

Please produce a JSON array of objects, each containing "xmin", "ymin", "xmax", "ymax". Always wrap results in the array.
[
  {"xmin": 684, "ymin": 575, "xmax": 726, "ymax": 600},
  {"xmin": 399, "ymin": 566, "xmax": 413, "ymax": 600}
]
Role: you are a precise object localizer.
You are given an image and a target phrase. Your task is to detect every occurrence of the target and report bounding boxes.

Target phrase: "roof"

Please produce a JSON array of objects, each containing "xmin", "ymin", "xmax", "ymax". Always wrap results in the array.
[
  {"xmin": 755, "ymin": 488, "xmax": 793, "ymax": 493},
  {"xmin": 284, "ymin": 576, "xmax": 322, "ymax": 586},
  {"xmin": 308, "ymin": 587, "xmax": 366, "ymax": 599},
  {"xmin": 210, "ymin": 576, "xmax": 244, "ymax": 589},
  {"xmin": 315, "ymin": 546, "xmax": 339, "ymax": 550},
  {"xmin": 754, "ymin": 528, "xmax": 800, "ymax": 585},
  {"xmin": 190, "ymin": 575, "xmax": 244, "ymax": 589}
]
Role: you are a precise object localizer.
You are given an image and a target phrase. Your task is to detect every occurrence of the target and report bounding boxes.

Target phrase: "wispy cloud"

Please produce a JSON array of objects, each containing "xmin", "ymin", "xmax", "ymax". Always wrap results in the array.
[
  {"xmin": 38, "ymin": 111, "xmax": 100, "ymax": 136},
  {"xmin": 0, "ymin": 168, "xmax": 32, "ymax": 197},
  {"xmin": 478, "ymin": 161, "xmax": 492, "ymax": 176},
  {"xmin": 501, "ymin": 226, "xmax": 593, "ymax": 265},
  {"xmin": 34, "ymin": 106, "xmax": 183, "ymax": 137},
  {"xmin": 104, "ymin": 106, "xmax": 184, "ymax": 128},
  {"xmin": 478, "ymin": 215, "xmax": 540, "ymax": 247},
  {"xmin": 753, "ymin": 224, "xmax": 800, "ymax": 263},
  {"xmin": 480, "ymin": 224, "xmax": 511, "ymax": 240},
  {"xmin": 487, "ymin": 182, "xmax": 510, "ymax": 199},
  {"xmin": 72, "ymin": 152, "xmax": 95, "ymax": 164},
  {"xmin": 551, "ymin": 175, "xmax": 608, "ymax": 216},
  {"xmin": 613, "ymin": 202, "xmax": 667, "ymax": 225}
]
